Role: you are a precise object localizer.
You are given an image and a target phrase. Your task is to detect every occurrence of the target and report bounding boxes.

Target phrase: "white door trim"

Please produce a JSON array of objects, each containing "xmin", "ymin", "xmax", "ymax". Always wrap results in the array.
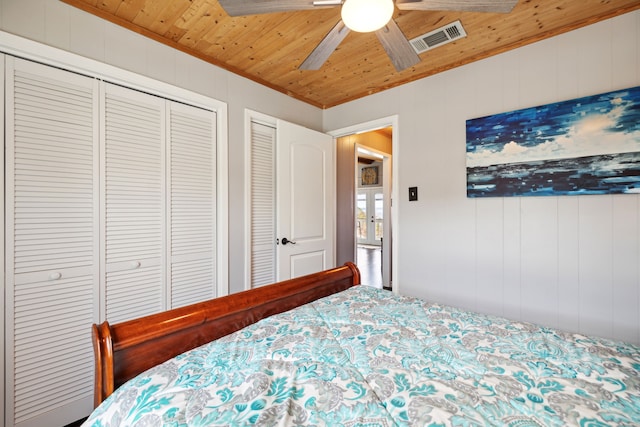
[{"xmin": 0, "ymin": 53, "xmax": 5, "ymax": 427}]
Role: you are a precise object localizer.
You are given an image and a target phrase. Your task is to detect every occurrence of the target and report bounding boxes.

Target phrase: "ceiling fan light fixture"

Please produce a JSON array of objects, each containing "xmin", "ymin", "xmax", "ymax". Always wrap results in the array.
[{"xmin": 341, "ymin": 0, "xmax": 394, "ymax": 33}]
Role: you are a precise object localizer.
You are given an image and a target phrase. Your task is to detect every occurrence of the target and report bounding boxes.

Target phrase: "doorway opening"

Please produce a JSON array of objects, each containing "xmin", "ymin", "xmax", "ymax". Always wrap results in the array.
[
  {"xmin": 356, "ymin": 150, "xmax": 385, "ymax": 289},
  {"xmin": 331, "ymin": 116, "xmax": 396, "ymax": 292}
]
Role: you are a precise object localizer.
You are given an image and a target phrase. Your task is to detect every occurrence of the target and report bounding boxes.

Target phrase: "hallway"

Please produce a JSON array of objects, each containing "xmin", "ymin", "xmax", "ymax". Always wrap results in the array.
[{"xmin": 356, "ymin": 245, "xmax": 383, "ymax": 289}]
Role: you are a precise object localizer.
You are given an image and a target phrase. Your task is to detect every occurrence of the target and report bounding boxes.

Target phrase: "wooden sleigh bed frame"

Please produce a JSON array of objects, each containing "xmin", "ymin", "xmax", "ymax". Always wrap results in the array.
[{"xmin": 91, "ymin": 262, "xmax": 361, "ymax": 407}]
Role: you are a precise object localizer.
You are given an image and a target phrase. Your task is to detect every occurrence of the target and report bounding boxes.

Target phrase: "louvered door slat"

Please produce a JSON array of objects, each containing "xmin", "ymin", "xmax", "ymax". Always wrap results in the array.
[
  {"xmin": 6, "ymin": 57, "xmax": 98, "ymax": 426},
  {"xmin": 103, "ymin": 83, "xmax": 165, "ymax": 323},
  {"xmin": 169, "ymin": 103, "xmax": 216, "ymax": 308},
  {"xmin": 16, "ymin": 130, "xmax": 94, "ymax": 149},
  {"xmin": 250, "ymin": 122, "xmax": 277, "ymax": 287},
  {"xmin": 171, "ymin": 258, "xmax": 214, "ymax": 307},
  {"xmin": 106, "ymin": 268, "xmax": 163, "ymax": 321}
]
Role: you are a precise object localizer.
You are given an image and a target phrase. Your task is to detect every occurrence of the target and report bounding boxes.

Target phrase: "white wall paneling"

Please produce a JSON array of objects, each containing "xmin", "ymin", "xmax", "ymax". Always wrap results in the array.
[
  {"xmin": 578, "ymin": 196, "xmax": 615, "ymax": 340},
  {"xmin": 475, "ymin": 198, "xmax": 504, "ymax": 316},
  {"xmin": 502, "ymin": 197, "xmax": 522, "ymax": 321},
  {"xmin": 611, "ymin": 195, "xmax": 639, "ymax": 343},
  {"xmin": 556, "ymin": 197, "xmax": 580, "ymax": 334},
  {"xmin": 519, "ymin": 197, "xmax": 560, "ymax": 328}
]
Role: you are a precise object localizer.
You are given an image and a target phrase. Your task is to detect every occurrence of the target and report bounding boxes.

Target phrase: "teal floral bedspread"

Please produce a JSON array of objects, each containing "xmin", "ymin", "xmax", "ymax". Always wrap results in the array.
[{"xmin": 84, "ymin": 286, "xmax": 640, "ymax": 426}]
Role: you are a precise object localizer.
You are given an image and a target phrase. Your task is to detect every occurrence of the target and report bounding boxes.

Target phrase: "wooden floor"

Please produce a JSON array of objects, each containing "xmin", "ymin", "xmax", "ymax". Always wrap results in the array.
[{"xmin": 356, "ymin": 245, "xmax": 384, "ymax": 289}]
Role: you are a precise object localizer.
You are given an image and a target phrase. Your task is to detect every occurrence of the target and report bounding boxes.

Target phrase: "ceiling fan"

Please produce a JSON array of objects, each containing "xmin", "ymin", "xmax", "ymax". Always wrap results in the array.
[{"xmin": 217, "ymin": 0, "xmax": 518, "ymax": 72}]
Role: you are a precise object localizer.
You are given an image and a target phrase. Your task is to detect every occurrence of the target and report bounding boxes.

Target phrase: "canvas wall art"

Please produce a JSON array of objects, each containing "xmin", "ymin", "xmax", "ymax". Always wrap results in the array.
[
  {"xmin": 466, "ymin": 86, "xmax": 640, "ymax": 197},
  {"xmin": 361, "ymin": 166, "xmax": 379, "ymax": 186}
]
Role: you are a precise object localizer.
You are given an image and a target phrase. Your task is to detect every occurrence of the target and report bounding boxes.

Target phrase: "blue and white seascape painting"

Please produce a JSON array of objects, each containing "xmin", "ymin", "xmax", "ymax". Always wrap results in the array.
[{"xmin": 466, "ymin": 86, "xmax": 640, "ymax": 197}]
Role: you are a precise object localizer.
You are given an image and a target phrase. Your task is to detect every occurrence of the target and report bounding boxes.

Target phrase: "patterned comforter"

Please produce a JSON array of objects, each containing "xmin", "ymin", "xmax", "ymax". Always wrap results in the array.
[{"xmin": 84, "ymin": 286, "xmax": 640, "ymax": 426}]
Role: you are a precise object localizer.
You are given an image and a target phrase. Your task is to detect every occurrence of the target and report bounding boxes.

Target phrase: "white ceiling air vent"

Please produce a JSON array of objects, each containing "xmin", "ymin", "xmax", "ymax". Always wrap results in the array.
[{"xmin": 410, "ymin": 20, "xmax": 467, "ymax": 54}]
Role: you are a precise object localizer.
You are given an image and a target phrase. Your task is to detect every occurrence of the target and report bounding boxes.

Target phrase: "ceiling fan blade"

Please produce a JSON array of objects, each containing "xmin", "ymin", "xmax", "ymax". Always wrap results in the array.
[
  {"xmin": 218, "ymin": 0, "xmax": 341, "ymax": 16},
  {"xmin": 300, "ymin": 20, "xmax": 350, "ymax": 70},
  {"xmin": 395, "ymin": 0, "xmax": 518, "ymax": 13},
  {"xmin": 375, "ymin": 19, "xmax": 420, "ymax": 72}
]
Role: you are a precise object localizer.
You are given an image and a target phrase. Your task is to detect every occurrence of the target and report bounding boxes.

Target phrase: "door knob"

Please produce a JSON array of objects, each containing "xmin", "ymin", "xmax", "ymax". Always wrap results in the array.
[{"xmin": 281, "ymin": 237, "xmax": 296, "ymax": 245}]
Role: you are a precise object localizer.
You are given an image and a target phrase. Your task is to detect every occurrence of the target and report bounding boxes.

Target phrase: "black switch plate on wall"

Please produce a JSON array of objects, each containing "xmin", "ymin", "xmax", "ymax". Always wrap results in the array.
[{"xmin": 409, "ymin": 186, "xmax": 418, "ymax": 201}]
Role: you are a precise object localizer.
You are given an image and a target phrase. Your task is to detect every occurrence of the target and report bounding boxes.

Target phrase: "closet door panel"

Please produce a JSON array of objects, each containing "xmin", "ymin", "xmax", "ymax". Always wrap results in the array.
[
  {"xmin": 250, "ymin": 121, "xmax": 277, "ymax": 288},
  {"xmin": 6, "ymin": 57, "xmax": 98, "ymax": 427},
  {"xmin": 102, "ymin": 83, "xmax": 165, "ymax": 323},
  {"xmin": 168, "ymin": 102, "xmax": 216, "ymax": 308}
]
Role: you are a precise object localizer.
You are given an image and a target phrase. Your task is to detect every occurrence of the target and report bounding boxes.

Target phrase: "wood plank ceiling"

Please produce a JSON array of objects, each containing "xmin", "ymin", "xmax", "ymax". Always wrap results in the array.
[{"xmin": 62, "ymin": 0, "xmax": 640, "ymax": 109}]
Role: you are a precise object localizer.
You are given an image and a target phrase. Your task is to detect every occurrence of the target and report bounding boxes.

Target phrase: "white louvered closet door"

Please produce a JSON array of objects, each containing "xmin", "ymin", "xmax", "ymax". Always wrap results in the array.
[
  {"xmin": 250, "ymin": 121, "xmax": 277, "ymax": 287},
  {"xmin": 168, "ymin": 102, "xmax": 217, "ymax": 307},
  {"xmin": 5, "ymin": 57, "xmax": 98, "ymax": 427},
  {"xmin": 102, "ymin": 83, "xmax": 165, "ymax": 323}
]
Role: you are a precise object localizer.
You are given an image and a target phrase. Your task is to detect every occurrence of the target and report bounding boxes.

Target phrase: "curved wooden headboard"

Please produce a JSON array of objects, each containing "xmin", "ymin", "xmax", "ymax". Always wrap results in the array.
[{"xmin": 92, "ymin": 262, "xmax": 361, "ymax": 407}]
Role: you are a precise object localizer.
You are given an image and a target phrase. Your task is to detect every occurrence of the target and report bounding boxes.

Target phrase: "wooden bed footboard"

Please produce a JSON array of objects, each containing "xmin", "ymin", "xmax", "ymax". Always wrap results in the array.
[{"xmin": 92, "ymin": 262, "xmax": 361, "ymax": 407}]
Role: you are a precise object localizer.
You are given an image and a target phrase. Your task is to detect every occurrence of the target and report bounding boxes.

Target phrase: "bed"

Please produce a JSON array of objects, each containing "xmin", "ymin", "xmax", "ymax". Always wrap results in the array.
[{"xmin": 84, "ymin": 262, "xmax": 640, "ymax": 426}]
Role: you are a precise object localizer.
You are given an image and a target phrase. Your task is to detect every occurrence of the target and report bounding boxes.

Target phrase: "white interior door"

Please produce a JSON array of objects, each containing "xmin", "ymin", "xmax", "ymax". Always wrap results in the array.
[
  {"xmin": 6, "ymin": 57, "xmax": 98, "ymax": 427},
  {"xmin": 102, "ymin": 83, "xmax": 166, "ymax": 324},
  {"xmin": 276, "ymin": 120, "xmax": 334, "ymax": 280},
  {"xmin": 167, "ymin": 102, "xmax": 217, "ymax": 308}
]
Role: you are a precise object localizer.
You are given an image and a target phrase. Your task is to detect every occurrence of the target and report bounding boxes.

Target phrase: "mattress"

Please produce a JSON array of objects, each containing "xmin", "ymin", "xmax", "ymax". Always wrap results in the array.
[{"xmin": 83, "ymin": 285, "xmax": 640, "ymax": 426}]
